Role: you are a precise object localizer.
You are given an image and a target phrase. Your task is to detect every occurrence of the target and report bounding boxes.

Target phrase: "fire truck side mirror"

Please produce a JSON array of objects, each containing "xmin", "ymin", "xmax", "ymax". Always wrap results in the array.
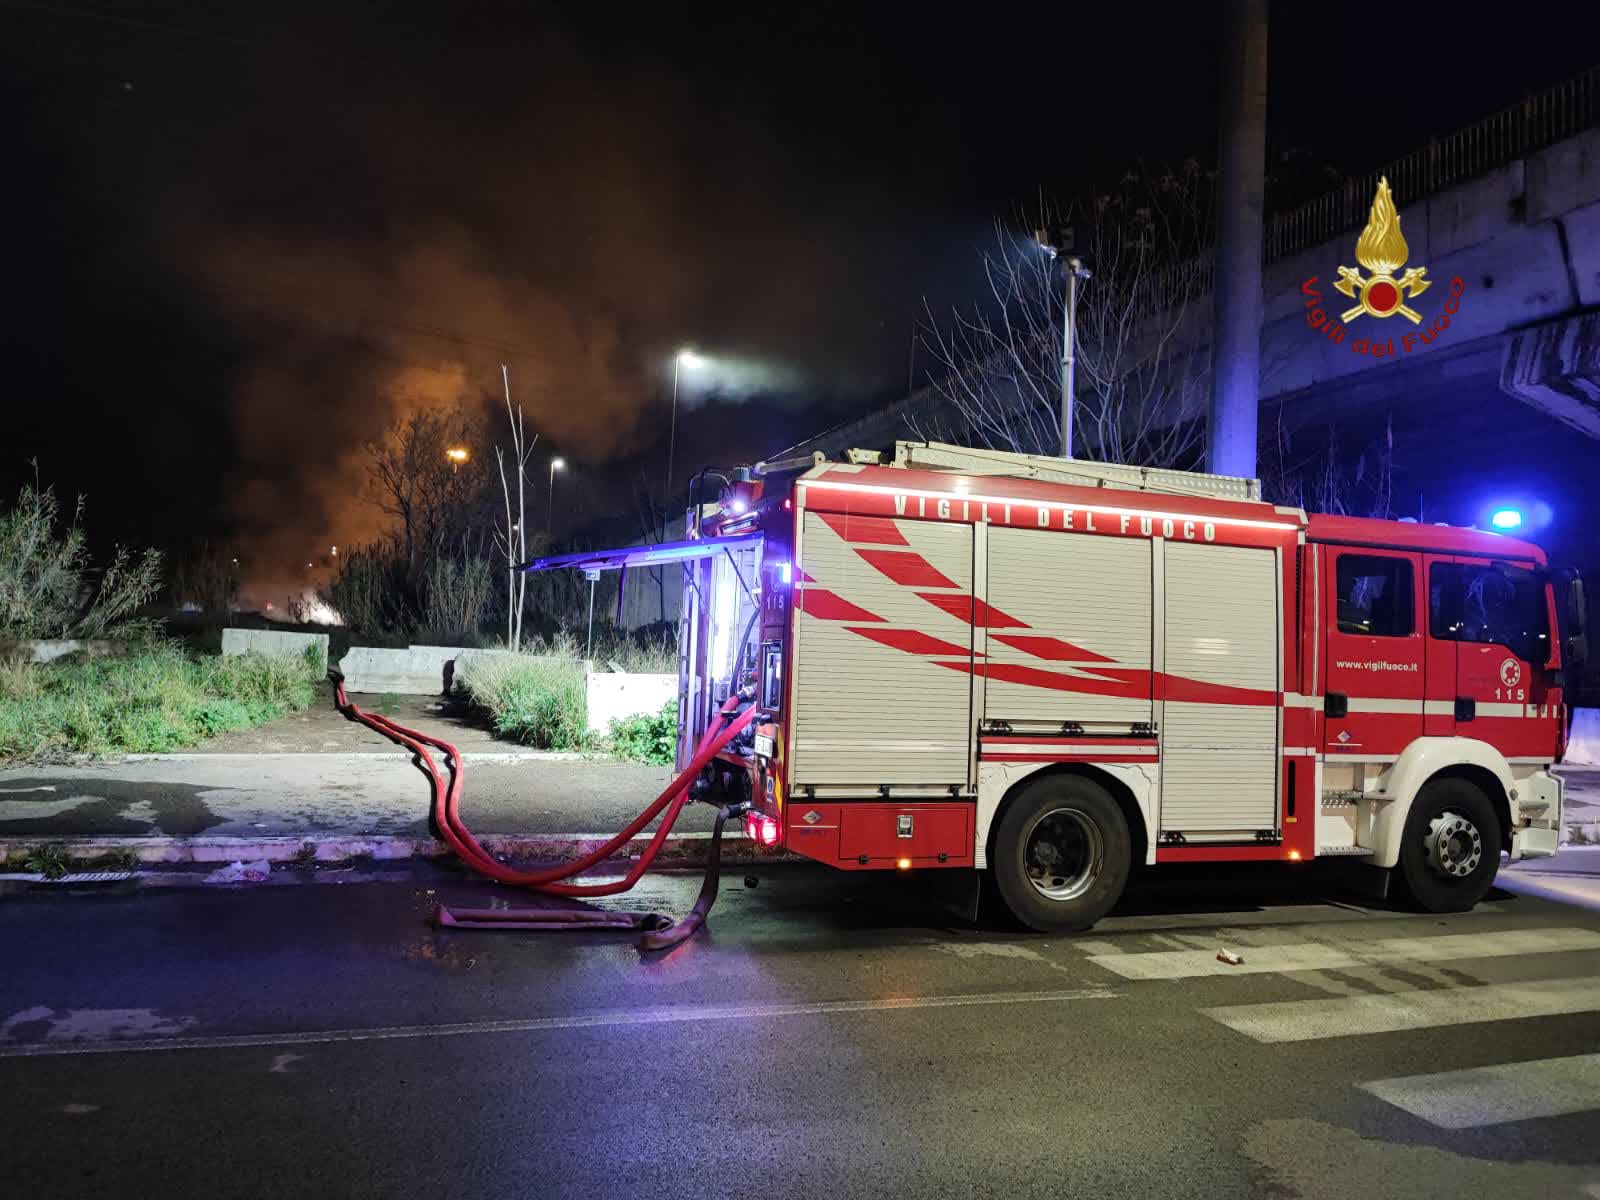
[{"xmin": 1554, "ymin": 568, "xmax": 1587, "ymax": 667}]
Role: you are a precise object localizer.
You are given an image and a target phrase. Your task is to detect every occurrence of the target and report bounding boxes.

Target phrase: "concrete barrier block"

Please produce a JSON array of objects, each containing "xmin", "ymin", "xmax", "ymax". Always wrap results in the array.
[
  {"xmin": 337, "ymin": 645, "xmax": 455, "ymax": 695},
  {"xmin": 587, "ymin": 672, "xmax": 676, "ymax": 735},
  {"xmin": 1567, "ymin": 707, "xmax": 1600, "ymax": 767},
  {"xmin": 220, "ymin": 628, "xmax": 329, "ymax": 671}
]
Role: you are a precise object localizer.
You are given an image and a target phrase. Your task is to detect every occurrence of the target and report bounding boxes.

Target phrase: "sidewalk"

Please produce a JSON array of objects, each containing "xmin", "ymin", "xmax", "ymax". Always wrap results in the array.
[
  {"xmin": 1, "ymin": 688, "xmax": 1596, "ymax": 874},
  {"xmin": 0, "ymin": 689, "xmax": 764, "ymax": 872}
]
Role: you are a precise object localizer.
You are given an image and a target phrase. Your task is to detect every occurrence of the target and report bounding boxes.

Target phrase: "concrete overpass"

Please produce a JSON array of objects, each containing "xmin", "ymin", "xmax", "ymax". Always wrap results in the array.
[{"xmin": 779, "ymin": 67, "xmax": 1600, "ymax": 575}]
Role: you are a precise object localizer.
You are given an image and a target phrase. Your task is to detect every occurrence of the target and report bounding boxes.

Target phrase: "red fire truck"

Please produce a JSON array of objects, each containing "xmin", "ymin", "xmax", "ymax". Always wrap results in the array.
[{"xmin": 533, "ymin": 442, "xmax": 1587, "ymax": 931}]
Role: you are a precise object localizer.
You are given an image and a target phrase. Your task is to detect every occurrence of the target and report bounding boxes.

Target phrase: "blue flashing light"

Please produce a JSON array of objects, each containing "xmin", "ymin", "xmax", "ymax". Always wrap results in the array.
[{"xmin": 1489, "ymin": 507, "xmax": 1523, "ymax": 530}]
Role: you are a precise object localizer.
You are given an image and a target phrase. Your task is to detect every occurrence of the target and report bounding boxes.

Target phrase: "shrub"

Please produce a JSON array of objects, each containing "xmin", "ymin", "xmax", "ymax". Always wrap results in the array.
[
  {"xmin": 607, "ymin": 699, "xmax": 677, "ymax": 765},
  {"xmin": 455, "ymin": 653, "xmax": 589, "ymax": 750},
  {"xmin": 0, "ymin": 482, "xmax": 163, "ymax": 641},
  {"xmin": 420, "ymin": 554, "xmax": 494, "ymax": 645}
]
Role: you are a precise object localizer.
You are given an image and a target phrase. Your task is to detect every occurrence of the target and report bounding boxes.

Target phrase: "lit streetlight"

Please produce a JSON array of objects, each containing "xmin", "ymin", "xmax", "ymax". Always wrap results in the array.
[
  {"xmin": 667, "ymin": 348, "xmax": 705, "ymax": 499},
  {"xmin": 446, "ymin": 446, "xmax": 470, "ymax": 472},
  {"xmin": 1034, "ymin": 228, "xmax": 1091, "ymax": 459},
  {"xmin": 547, "ymin": 456, "xmax": 566, "ymax": 533}
]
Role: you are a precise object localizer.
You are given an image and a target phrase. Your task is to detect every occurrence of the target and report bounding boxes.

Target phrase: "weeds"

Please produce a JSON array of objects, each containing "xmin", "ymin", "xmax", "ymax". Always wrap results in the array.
[
  {"xmin": 0, "ymin": 644, "xmax": 321, "ymax": 762},
  {"xmin": 88, "ymin": 848, "xmax": 141, "ymax": 871},
  {"xmin": 455, "ymin": 653, "xmax": 590, "ymax": 750},
  {"xmin": 0, "ymin": 656, "xmax": 40, "ymax": 700},
  {"xmin": 607, "ymin": 699, "xmax": 677, "ymax": 765},
  {"xmin": 22, "ymin": 843, "xmax": 70, "ymax": 880},
  {"xmin": 0, "ymin": 481, "xmax": 163, "ymax": 641}
]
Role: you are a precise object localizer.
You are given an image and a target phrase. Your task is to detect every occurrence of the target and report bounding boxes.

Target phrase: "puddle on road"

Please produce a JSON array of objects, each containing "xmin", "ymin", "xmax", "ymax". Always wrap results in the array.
[
  {"xmin": 0, "ymin": 778, "xmax": 226, "ymax": 837},
  {"xmin": 0, "ymin": 1005, "xmax": 196, "ymax": 1044}
]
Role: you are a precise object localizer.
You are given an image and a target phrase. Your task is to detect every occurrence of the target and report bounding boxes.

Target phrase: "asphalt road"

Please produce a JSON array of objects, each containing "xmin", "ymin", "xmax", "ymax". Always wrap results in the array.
[{"xmin": 3, "ymin": 856, "xmax": 1600, "ymax": 1199}]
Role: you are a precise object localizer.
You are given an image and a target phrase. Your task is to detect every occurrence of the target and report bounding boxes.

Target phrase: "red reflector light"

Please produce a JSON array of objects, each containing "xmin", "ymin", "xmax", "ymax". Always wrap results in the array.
[
  {"xmin": 743, "ymin": 812, "xmax": 760, "ymax": 841},
  {"xmin": 757, "ymin": 816, "xmax": 780, "ymax": 847}
]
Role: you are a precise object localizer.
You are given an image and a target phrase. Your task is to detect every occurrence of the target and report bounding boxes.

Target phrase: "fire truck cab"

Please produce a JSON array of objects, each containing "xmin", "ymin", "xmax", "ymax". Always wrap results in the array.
[{"xmin": 533, "ymin": 442, "xmax": 1587, "ymax": 932}]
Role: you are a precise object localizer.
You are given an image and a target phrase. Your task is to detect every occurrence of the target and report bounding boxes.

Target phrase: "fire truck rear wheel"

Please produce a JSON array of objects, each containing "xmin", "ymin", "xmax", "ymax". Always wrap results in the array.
[
  {"xmin": 1396, "ymin": 777, "xmax": 1502, "ymax": 913},
  {"xmin": 992, "ymin": 775, "xmax": 1131, "ymax": 932}
]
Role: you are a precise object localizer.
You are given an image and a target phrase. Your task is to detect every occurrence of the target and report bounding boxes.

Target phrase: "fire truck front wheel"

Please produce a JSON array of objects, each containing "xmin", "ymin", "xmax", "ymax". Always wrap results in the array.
[
  {"xmin": 1396, "ymin": 776, "xmax": 1502, "ymax": 913},
  {"xmin": 992, "ymin": 775, "xmax": 1132, "ymax": 932}
]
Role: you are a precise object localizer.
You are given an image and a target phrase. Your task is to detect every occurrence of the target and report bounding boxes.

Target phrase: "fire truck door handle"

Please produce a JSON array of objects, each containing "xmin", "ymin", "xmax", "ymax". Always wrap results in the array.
[
  {"xmin": 1455, "ymin": 696, "xmax": 1476, "ymax": 722},
  {"xmin": 1324, "ymin": 692, "xmax": 1348, "ymax": 719}
]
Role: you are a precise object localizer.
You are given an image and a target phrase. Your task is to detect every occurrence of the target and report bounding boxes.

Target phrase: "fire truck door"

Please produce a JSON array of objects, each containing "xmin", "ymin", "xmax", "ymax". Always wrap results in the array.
[
  {"xmin": 1321, "ymin": 547, "xmax": 1425, "ymax": 756},
  {"xmin": 1159, "ymin": 542, "xmax": 1280, "ymax": 837},
  {"xmin": 1427, "ymin": 556, "xmax": 1556, "ymax": 758}
]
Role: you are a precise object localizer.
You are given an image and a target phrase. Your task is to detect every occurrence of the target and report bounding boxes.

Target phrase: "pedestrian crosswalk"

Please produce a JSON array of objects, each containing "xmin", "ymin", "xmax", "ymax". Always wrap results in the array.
[
  {"xmin": 1086, "ymin": 927, "xmax": 1600, "ymax": 980},
  {"xmin": 1082, "ymin": 921, "xmax": 1600, "ymax": 1131},
  {"xmin": 1202, "ymin": 975, "xmax": 1600, "ymax": 1043},
  {"xmin": 1360, "ymin": 1053, "xmax": 1600, "ymax": 1129}
]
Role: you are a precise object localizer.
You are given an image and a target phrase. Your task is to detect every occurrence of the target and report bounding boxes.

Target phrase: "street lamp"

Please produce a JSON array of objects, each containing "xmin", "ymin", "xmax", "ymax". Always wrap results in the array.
[
  {"xmin": 667, "ymin": 348, "xmax": 705, "ymax": 498},
  {"xmin": 547, "ymin": 457, "xmax": 566, "ymax": 533},
  {"xmin": 445, "ymin": 446, "xmax": 470, "ymax": 472},
  {"xmin": 1034, "ymin": 228, "xmax": 1092, "ymax": 459}
]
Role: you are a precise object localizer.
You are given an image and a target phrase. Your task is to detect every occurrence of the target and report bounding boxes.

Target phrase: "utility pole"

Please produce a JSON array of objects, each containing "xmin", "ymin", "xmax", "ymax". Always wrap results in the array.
[
  {"xmin": 1034, "ymin": 229, "xmax": 1091, "ymax": 459},
  {"xmin": 1059, "ymin": 255, "xmax": 1090, "ymax": 458},
  {"xmin": 1206, "ymin": 0, "xmax": 1269, "ymax": 478}
]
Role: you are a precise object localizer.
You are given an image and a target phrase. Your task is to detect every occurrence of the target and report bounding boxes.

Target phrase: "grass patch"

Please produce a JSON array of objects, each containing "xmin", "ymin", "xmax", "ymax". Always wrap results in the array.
[
  {"xmin": 0, "ymin": 643, "xmax": 322, "ymax": 762},
  {"xmin": 455, "ymin": 654, "xmax": 590, "ymax": 750},
  {"xmin": 607, "ymin": 699, "xmax": 677, "ymax": 765}
]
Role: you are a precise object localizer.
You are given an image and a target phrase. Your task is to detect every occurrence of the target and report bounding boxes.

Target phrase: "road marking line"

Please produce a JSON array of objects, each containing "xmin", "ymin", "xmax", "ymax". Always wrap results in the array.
[
  {"xmin": 1361, "ymin": 1053, "xmax": 1600, "ymax": 1128},
  {"xmin": 1089, "ymin": 927, "xmax": 1600, "ymax": 980},
  {"xmin": 1203, "ymin": 976, "xmax": 1600, "ymax": 1043},
  {"xmin": 0, "ymin": 987, "xmax": 1122, "ymax": 1059}
]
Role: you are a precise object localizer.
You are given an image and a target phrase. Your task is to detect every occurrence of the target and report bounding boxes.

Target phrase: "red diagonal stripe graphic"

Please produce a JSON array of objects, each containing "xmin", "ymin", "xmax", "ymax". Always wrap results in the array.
[
  {"xmin": 855, "ymin": 549, "xmax": 958, "ymax": 589},
  {"xmin": 798, "ymin": 589, "xmax": 886, "ymax": 623},
  {"xmin": 916, "ymin": 592, "xmax": 1029, "ymax": 628},
  {"xmin": 845, "ymin": 627, "xmax": 977, "ymax": 657},
  {"xmin": 1157, "ymin": 674, "xmax": 1279, "ymax": 707},
  {"xmin": 989, "ymin": 634, "xmax": 1116, "ymax": 664},
  {"xmin": 815, "ymin": 513, "xmax": 908, "ymax": 545},
  {"xmin": 956, "ymin": 661, "xmax": 1150, "ymax": 698}
]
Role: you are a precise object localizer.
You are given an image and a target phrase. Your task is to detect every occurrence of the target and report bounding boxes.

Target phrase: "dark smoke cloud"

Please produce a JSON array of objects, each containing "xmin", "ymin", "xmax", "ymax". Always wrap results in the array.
[{"xmin": 191, "ymin": 229, "xmax": 645, "ymax": 601}]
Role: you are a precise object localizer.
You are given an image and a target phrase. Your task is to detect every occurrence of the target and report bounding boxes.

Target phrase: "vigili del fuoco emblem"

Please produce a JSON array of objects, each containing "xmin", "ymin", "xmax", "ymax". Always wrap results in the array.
[{"xmin": 1332, "ymin": 175, "xmax": 1431, "ymax": 324}]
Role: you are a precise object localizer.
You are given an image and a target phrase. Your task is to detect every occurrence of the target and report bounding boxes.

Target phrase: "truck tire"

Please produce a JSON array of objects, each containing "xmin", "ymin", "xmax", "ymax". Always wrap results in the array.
[
  {"xmin": 992, "ymin": 774, "xmax": 1131, "ymax": 932},
  {"xmin": 1396, "ymin": 777, "xmax": 1502, "ymax": 913}
]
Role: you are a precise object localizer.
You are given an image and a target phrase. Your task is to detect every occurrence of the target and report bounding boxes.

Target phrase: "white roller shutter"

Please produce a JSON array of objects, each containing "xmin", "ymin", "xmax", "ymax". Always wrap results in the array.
[
  {"xmin": 790, "ymin": 513, "xmax": 974, "ymax": 788},
  {"xmin": 1160, "ymin": 542, "xmax": 1280, "ymax": 834},
  {"xmin": 985, "ymin": 528, "xmax": 1152, "ymax": 726}
]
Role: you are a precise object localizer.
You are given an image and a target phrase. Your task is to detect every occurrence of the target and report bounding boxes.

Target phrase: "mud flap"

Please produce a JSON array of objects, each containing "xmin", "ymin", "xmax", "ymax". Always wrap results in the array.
[
  {"xmin": 1344, "ymin": 861, "xmax": 1392, "ymax": 902},
  {"xmin": 926, "ymin": 868, "xmax": 984, "ymax": 924}
]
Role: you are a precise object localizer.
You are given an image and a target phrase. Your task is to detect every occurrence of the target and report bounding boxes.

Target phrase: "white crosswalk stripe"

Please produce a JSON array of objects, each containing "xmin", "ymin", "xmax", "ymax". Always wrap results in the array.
[
  {"xmin": 1087, "ymin": 927, "xmax": 1600, "ymax": 980},
  {"xmin": 1202, "ymin": 975, "xmax": 1600, "ymax": 1043},
  {"xmin": 1360, "ymin": 1053, "xmax": 1600, "ymax": 1128}
]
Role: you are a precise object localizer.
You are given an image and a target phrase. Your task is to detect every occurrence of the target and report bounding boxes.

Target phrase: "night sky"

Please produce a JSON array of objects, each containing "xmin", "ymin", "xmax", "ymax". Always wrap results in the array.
[{"xmin": 4, "ymin": 2, "xmax": 1596, "ymax": 598}]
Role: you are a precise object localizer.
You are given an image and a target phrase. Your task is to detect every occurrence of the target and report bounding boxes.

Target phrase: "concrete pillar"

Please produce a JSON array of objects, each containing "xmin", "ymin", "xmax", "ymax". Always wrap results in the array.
[{"xmin": 1206, "ymin": 0, "xmax": 1269, "ymax": 478}]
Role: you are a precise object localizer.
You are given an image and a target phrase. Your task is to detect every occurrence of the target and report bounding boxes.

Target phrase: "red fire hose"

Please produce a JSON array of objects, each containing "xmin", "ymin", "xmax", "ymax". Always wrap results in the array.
[{"xmin": 332, "ymin": 672, "xmax": 758, "ymax": 950}]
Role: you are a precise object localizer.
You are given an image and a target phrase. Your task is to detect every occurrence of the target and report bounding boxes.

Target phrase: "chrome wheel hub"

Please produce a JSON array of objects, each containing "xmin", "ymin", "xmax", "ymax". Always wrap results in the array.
[
  {"xmin": 1024, "ymin": 808, "xmax": 1104, "ymax": 901},
  {"xmin": 1425, "ymin": 811, "xmax": 1483, "ymax": 879}
]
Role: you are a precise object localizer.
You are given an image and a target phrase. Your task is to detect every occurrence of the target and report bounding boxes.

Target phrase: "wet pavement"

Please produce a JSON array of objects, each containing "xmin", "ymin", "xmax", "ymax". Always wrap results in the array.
[{"xmin": 2, "ymin": 855, "xmax": 1600, "ymax": 1198}]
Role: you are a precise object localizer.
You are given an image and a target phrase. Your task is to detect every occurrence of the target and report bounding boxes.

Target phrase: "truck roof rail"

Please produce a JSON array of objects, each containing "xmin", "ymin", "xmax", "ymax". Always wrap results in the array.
[{"xmin": 883, "ymin": 441, "xmax": 1262, "ymax": 503}]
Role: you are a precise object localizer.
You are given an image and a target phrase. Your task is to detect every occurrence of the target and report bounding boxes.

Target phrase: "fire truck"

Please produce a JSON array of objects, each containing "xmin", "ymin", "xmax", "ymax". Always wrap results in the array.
[{"xmin": 532, "ymin": 442, "xmax": 1587, "ymax": 932}]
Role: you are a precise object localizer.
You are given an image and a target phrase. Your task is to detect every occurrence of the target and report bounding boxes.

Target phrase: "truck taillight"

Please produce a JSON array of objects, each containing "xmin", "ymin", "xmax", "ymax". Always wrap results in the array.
[{"xmin": 744, "ymin": 812, "xmax": 780, "ymax": 846}]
